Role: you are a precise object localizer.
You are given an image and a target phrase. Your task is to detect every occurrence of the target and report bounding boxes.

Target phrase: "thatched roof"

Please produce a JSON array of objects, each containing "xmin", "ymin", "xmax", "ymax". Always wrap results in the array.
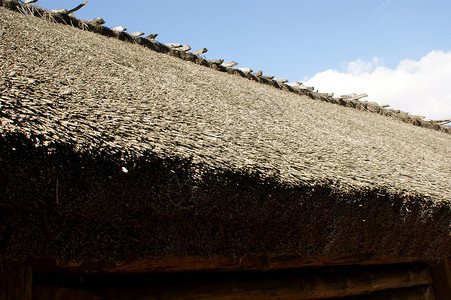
[{"xmin": 1, "ymin": 3, "xmax": 450, "ymax": 273}]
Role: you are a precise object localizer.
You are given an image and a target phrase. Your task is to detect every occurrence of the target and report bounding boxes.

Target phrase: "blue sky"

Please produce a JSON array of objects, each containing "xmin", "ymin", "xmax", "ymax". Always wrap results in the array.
[{"xmin": 35, "ymin": 0, "xmax": 451, "ymax": 121}]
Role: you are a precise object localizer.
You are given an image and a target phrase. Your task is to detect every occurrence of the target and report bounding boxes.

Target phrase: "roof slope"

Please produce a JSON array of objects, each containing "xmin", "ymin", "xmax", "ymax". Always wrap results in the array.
[
  {"xmin": 0, "ymin": 6, "xmax": 450, "ymax": 270},
  {"xmin": 1, "ymin": 6, "xmax": 450, "ymax": 199}
]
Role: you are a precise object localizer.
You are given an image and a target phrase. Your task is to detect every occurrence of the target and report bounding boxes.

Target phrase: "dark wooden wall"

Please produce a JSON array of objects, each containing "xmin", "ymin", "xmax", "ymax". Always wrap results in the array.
[
  {"xmin": 2, "ymin": 260, "xmax": 449, "ymax": 299},
  {"xmin": 0, "ymin": 260, "xmax": 32, "ymax": 300}
]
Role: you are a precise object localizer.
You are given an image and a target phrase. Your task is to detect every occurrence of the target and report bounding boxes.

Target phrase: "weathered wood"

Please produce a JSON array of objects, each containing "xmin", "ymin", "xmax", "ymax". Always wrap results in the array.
[
  {"xmin": 179, "ymin": 44, "xmax": 191, "ymax": 51},
  {"xmin": 51, "ymin": 9, "xmax": 68, "ymax": 14},
  {"xmin": 89, "ymin": 17, "xmax": 105, "ymax": 26},
  {"xmin": 318, "ymin": 92, "xmax": 334, "ymax": 97},
  {"xmin": 238, "ymin": 67, "xmax": 252, "ymax": 73},
  {"xmin": 251, "ymin": 70, "xmax": 263, "ymax": 77},
  {"xmin": 208, "ymin": 59, "xmax": 224, "ymax": 65},
  {"xmin": 112, "ymin": 26, "xmax": 127, "ymax": 32},
  {"xmin": 192, "ymin": 48, "xmax": 208, "ymax": 56},
  {"xmin": 430, "ymin": 119, "xmax": 451, "ymax": 125},
  {"xmin": 286, "ymin": 82, "xmax": 301, "ymax": 87},
  {"xmin": 261, "ymin": 75, "xmax": 274, "ymax": 80},
  {"xmin": 340, "ymin": 93, "xmax": 368, "ymax": 101},
  {"xmin": 130, "ymin": 31, "xmax": 144, "ymax": 37},
  {"xmin": 165, "ymin": 43, "xmax": 182, "ymax": 48},
  {"xmin": 275, "ymin": 78, "xmax": 288, "ymax": 83},
  {"xmin": 67, "ymin": 1, "xmax": 88, "ymax": 14},
  {"xmin": 144, "ymin": 33, "xmax": 158, "ymax": 40},
  {"xmin": 23, "ymin": 0, "xmax": 38, "ymax": 4},
  {"xmin": 221, "ymin": 61, "xmax": 238, "ymax": 68},
  {"xmin": 431, "ymin": 258, "xmax": 451, "ymax": 300},
  {"xmin": 300, "ymin": 85, "xmax": 314, "ymax": 91},
  {"xmin": 0, "ymin": 260, "xmax": 32, "ymax": 300}
]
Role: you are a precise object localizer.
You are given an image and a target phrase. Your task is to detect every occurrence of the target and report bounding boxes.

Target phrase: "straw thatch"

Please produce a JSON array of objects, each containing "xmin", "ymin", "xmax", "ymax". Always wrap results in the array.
[{"xmin": 0, "ymin": 3, "xmax": 450, "ymax": 272}]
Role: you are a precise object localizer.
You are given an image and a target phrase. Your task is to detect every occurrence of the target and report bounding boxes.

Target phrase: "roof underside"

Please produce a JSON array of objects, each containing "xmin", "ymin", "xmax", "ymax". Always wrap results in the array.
[{"xmin": 0, "ymin": 6, "xmax": 450, "ymax": 270}]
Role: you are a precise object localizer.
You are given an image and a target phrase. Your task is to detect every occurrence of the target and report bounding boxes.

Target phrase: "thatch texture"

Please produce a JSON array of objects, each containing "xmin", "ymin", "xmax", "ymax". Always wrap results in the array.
[{"xmin": 0, "ymin": 5, "xmax": 450, "ymax": 271}]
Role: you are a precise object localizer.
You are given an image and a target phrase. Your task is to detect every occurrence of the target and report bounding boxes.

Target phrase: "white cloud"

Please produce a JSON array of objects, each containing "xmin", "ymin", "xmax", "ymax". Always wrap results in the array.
[
  {"xmin": 346, "ymin": 57, "xmax": 384, "ymax": 75},
  {"xmin": 304, "ymin": 50, "xmax": 451, "ymax": 121}
]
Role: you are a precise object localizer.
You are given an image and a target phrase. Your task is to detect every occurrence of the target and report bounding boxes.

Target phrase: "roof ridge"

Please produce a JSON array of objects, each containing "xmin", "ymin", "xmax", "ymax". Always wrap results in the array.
[{"xmin": 2, "ymin": 0, "xmax": 450, "ymax": 134}]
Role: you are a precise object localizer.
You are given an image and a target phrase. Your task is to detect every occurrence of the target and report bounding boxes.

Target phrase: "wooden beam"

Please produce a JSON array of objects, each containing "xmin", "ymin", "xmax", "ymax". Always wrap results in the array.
[
  {"xmin": 131, "ymin": 32, "xmax": 145, "ymax": 37},
  {"xmin": 67, "ymin": 1, "xmax": 88, "ymax": 14},
  {"xmin": 30, "ymin": 254, "xmax": 431, "ymax": 275},
  {"xmin": 0, "ymin": 260, "xmax": 32, "ymax": 300},
  {"xmin": 89, "ymin": 17, "xmax": 105, "ymax": 26},
  {"xmin": 208, "ymin": 59, "xmax": 224, "ymax": 65},
  {"xmin": 221, "ymin": 61, "xmax": 238, "ymax": 68},
  {"xmin": 144, "ymin": 33, "xmax": 158, "ymax": 40},
  {"xmin": 431, "ymin": 258, "xmax": 451, "ymax": 300},
  {"xmin": 340, "ymin": 93, "xmax": 368, "ymax": 101},
  {"xmin": 51, "ymin": 9, "xmax": 68, "ymax": 14},
  {"xmin": 430, "ymin": 119, "xmax": 451, "ymax": 125},
  {"xmin": 192, "ymin": 48, "xmax": 208, "ymax": 56},
  {"xmin": 179, "ymin": 44, "xmax": 191, "ymax": 51},
  {"xmin": 165, "ymin": 43, "xmax": 182, "ymax": 48},
  {"xmin": 238, "ymin": 67, "xmax": 252, "ymax": 73},
  {"xmin": 112, "ymin": 26, "xmax": 127, "ymax": 32},
  {"xmin": 318, "ymin": 92, "xmax": 334, "ymax": 97},
  {"xmin": 251, "ymin": 70, "xmax": 263, "ymax": 77},
  {"xmin": 32, "ymin": 264, "xmax": 433, "ymax": 299}
]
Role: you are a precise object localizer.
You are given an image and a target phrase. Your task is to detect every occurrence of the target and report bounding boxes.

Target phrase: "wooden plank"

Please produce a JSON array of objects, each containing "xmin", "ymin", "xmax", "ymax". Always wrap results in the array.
[
  {"xmin": 32, "ymin": 264, "xmax": 433, "ymax": 300},
  {"xmin": 67, "ymin": 1, "xmax": 88, "ymax": 14},
  {"xmin": 144, "ymin": 33, "xmax": 158, "ymax": 40},
  {"xmin": 112, "ymin": 26, "xmax": 127, "ymax": 32},
  {"xmin": 51, "ymin": 9, "xmax": 68, "ymax": 14},
  {"xmin": 165, "ymin": 43, "xmax": 182, "ymax": 48},
  {"xmin": 238, "ymin": 67, "xmax": 252, "ymax": 73},
  {"xmin": 179, "ymin": 44, "xmax": 191, "ymax": 51},
  {"xmin": 89, "ymin": 17, "xmax": 105, "ymax": 26},
  {"xmin": 251, "ymin": 70, "xmax": 263, "ymax": 77},
  {"xmin": 221, "ymin": 61, "xmax": 238, "ymax": 68},
  {"xmin": 192, "ymin": 48, "xmax": 208, "ymax": 56},
  {"xmin": 300, "ymin": 85, "xmax": 314, "ymax": 91},
  {"xmin": 130, "ymin": 32, "xmax": 145, "ymax": 37},
  {"xmin": 340, "ymin": 93, "xmax": 368, "ymax": 101},
  {"xmin": 431, "ymin": 258, "xmax": 451, "ymax": 300},
  {"xmin": 30, "ymin": 254, "xmax": 427, "ymax": 274},
  {"xmin": 208, "ymin": 59, "xmax": 224, "ymax": 65},
  {"xmin": 0, "ymin": 260, "xmax": 32, "ymax": 300}
]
